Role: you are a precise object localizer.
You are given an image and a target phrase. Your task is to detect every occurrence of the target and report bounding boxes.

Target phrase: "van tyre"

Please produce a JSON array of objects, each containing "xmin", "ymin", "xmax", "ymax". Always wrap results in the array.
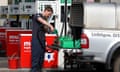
[{"xmin": 114, "ymin": 55, "xmax": 120, "ymax": 72}]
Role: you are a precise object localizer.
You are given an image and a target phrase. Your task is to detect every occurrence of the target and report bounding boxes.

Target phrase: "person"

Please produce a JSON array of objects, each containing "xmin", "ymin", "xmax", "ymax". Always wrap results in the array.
[{"xmin": 31, "ymin": 6, "xmax": 54, "ymax": 72}]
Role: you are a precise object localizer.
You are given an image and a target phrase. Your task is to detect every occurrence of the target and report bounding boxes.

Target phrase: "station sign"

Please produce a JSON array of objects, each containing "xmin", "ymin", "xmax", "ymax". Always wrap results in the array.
[
  {"xmin": 19, "ymin": 34, "xmax": 58, "ymax": 68},
  {"xmin": 0, "ymin": 27, "xmax": 6, "ymax": 53},
  {"xmin": 8, "ymin": 5, "xmax": 20, "ymax": 15},
  {"xmin": 19, "ymin": 2, "xmax": 35, "ymax": 14},
  {"xmin": 6, "ymin": 29, "xmax": 32, "ymax": 57}
]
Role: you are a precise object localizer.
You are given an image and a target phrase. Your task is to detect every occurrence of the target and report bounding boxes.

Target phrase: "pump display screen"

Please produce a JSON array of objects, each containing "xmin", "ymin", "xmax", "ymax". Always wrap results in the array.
[
  {"xmin": 14, "ymin": 7, "xmax": 19, "ymax": 10},
  {"xmin": 26, "ymin": 6, "xmax": 31, "ymax": 9}
]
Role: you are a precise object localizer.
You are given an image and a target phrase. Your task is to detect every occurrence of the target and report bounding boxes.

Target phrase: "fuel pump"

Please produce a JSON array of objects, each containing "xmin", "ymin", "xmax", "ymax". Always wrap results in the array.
[
  {"xmin": 8, "ymin": 4, "xmax": 21, "ymax": 27},
  {"xmin": 19, "ymin": 2, "xmax": 35, "ymax": 29},
  {"xmin": 0, "ymin": 6, "xmax": 8, "ymax": 26},
  {"xmin": 49, "ymin": 0, "xmax": 94, "ymax": 70}
]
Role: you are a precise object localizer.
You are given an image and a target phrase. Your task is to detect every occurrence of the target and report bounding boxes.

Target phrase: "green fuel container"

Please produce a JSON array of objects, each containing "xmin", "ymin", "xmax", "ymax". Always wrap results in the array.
[{"xmin": 59, "ymin": 36, "xmax": 80, "ymax": 49}]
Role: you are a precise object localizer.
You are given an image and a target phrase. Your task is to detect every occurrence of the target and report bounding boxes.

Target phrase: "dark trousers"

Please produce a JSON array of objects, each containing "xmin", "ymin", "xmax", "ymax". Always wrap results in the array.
[{"xmin": 31, "ymin": 31, "xmax": 45, "ymax": 72}]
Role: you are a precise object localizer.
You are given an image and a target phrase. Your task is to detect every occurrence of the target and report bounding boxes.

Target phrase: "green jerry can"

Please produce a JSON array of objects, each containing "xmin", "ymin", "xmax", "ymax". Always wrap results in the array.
[{"xmin": 59, "ymin": 36, "xmax": 81, "ymax": 49}]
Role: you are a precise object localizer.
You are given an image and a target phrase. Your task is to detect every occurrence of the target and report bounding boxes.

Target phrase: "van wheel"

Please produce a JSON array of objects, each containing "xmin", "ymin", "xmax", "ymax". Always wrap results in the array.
[{"xmin": 113, "ymin": 55, "xmax": 120, "ymax": 72}]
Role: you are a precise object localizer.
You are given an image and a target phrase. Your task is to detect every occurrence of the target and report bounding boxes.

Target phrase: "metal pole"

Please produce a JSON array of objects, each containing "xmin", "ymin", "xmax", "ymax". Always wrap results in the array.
[{"xmin": 64, "ymin": 0, "xmax": 67, "ymax": 35}]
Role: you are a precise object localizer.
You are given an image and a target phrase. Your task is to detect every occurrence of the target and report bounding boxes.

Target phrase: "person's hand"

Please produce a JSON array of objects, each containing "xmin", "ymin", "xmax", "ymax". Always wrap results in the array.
[{"xmin": 50, "ymin": 25, "xmax": 54, "ymax": 32}]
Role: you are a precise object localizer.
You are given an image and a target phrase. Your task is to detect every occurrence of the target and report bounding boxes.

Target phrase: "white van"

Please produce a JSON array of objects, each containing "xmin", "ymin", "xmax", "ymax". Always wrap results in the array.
[{"xmin": 77, "ymin": 3, "xmax": 120, "ymax": 72}]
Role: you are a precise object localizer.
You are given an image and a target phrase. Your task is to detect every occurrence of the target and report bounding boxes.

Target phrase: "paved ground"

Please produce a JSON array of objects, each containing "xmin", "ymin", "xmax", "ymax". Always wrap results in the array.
[
  {"xmin": 0, "ymin": 68, "xmax": 96, "ymax": 72},
  {"xmin": 0, "ymin": 68, "xmax": 30, "ymax": 72},
  {"xmin": 0, "ymin": 57, "xmax": 100, "ymax": 72},
  {"xmin": 0, "ymin": 57, "xmax": 85, "ymax": 72},
  {"xmin": 0, "ymin": 57, "xmax": 30, "ymax": 72},
  {"xmin": 0, "ymin": 57, "xmax": 111, "ymax": 72},
  {"xmin": 0, "ymin": 57, "xmax": 8, "ymax": 68}
]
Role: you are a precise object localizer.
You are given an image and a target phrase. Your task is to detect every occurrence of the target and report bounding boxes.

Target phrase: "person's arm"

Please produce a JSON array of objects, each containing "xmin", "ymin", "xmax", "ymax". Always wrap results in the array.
[{"xmin": 37, "ymin": 17, "xmax": 54, "ymax": 32}]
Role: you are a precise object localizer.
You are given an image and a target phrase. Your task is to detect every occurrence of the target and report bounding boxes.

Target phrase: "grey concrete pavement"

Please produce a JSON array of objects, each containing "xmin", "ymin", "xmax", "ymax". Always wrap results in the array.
[
  {"xmin": 0, "ymin": 68, "xmax": 30, "ymax": 72},
  {"xmin": 0, "ymin": 57, "xmax": 30, "ymax": 72},
  {"xmin": 0, "ymin": 57, "xmax": 8, "ymax": 68},
  {"xmin": 0, "ymin": 57, "xmax": 101, "ymax": 72}
]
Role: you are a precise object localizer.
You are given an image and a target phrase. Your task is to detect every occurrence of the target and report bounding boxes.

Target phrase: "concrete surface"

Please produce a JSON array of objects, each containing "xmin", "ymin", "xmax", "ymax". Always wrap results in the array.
[
  {"xmin": 0, "ymin": 57, "xmax": 29, "ymax": 72},
  {"xmin": 0, "ymin": 57, "xmax": 99, "ymax": 72}
]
